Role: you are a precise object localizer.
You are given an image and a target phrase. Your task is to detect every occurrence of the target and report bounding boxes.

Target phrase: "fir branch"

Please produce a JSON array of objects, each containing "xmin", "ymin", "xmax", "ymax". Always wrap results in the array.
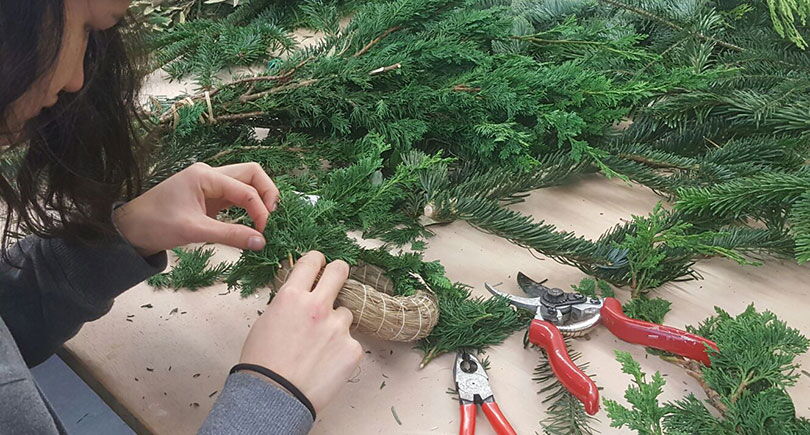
[
  {"xmin": 534, "ymin": 341, "xmax": 598, "ymax": 434},
  {"xmin": 596, "ymin": 0, "xmax": 745, "ymax": 52},
  {"xmin": 675, "ymin": 172, "xmax": 810, "ymax": 221},
  {"xmin": 788, "ymin": 192, "xmax": 810, "ymax": 262}
]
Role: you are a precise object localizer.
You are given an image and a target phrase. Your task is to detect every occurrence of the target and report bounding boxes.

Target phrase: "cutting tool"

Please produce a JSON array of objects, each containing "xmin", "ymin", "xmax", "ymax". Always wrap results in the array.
[
  {"xmin": 453, "ymin": 352, "xmax": 517, "ymax": 435},
  {"xmin": 485, "ymin": 272, "xmax": 719, "ymax": 415}
]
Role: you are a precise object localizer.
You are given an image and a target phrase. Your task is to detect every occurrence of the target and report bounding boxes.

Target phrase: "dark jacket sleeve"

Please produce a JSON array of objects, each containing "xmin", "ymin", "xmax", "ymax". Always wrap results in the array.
[{"xmin": 0, "ymin": 233, "xmax": 166, "ymax": 366}]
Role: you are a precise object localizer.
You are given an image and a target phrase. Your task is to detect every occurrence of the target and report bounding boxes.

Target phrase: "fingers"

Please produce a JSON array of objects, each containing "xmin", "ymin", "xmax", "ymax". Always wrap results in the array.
[
  {"xmin": 191, "ymin": 217, "xmax": 266, "ymax": 251},
  {"xmin": 314, "ymin": 260, "xmax": 350, "ymax": 304},
  {"xmin": 283, "ymin": 251, "xmax": 326, "ymax": 293},
  {"xmin": 214, "ymin": 163, "xmax": 280, "ymax": 215},
  {"xmin": 200, "ymin": 169, "xmax": 270, "ymax": 233},
  {"xmin": 334, "ymin": 306, "xmax": 354, "ymax": 330}
]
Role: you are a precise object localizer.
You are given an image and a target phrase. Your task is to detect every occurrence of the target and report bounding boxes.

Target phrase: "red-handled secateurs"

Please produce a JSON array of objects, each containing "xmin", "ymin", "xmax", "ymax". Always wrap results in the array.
[
  {"xmin": 485, "ymin": 272, "xmax": 719, "ymax": 416},
  {"xmin": 454, "ymin": 351, "xmax": 517, "ymax": 435}
]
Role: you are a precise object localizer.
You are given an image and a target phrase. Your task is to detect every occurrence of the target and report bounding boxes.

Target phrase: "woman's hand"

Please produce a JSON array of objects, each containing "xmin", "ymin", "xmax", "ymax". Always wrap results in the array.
[
  {"xmin": 238, "ymin": 251, "xmax": 363, "ymax": 414},
  {"xmin": 113, "ymin": 162, "xmax": 279, "ymax": 257}
]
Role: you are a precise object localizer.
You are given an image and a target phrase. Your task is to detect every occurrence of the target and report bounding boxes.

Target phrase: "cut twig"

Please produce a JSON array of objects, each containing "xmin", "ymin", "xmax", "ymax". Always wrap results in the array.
[
  {"xmin": 368, "ymin": 63, "xmax": 402, "ymax": 76},
  {"xmin": 452, "ymin": 84, "xmax": 481, "ymax": 93},
  {"xmin": 213, "ymin": 111, "xmax": 266, "ymax": 122},
  {"xmin": 239, "ymin": 79, "xmax": 320, "ymax": 102},
  {"xmin": 157, "ymin": 58, "xmax": 313, "ymax": 125},
  {"xmin": 353, "ymin": 26, "xmax": 402, "ymax": 57},
  {"xmin": 213, "ymin": 57, "xmax": 313, "ymax": 96}
]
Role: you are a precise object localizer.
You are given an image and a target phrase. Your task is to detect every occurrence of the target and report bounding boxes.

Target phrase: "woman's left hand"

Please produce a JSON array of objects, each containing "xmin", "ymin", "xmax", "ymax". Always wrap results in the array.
[{"xmin": 112, "ymin": 162, "xmax": 279, "ymax": 257}]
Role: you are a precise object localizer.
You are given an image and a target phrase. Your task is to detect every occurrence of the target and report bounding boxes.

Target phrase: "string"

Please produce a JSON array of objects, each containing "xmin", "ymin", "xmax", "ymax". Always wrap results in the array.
[
  {"xmin": 410, "ymin": 294, "xmax": 423, "ymax": 340},
  {"xmin": 375, "ymin": 292, "xmax": 387, "ymax": 334},
  {"xmin": 393, "ymin": 298, "xmax": 407, "ymax": 340},
  {"xmin": 355, "ymin": 284, "xmax": 368, "ymax": 330}
]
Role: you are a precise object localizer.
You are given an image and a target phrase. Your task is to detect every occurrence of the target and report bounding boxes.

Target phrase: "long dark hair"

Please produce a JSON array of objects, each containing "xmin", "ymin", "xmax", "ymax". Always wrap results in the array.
[{"xmin": 0, "ymin": 0, "xmax": 147, "ymax": 256}]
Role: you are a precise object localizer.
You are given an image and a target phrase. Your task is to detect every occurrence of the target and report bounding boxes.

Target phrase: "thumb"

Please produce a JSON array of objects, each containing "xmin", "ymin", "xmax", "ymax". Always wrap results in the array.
[{"xmin": 199, "ymin": 217, "xmax": 266, "ymax": 251}]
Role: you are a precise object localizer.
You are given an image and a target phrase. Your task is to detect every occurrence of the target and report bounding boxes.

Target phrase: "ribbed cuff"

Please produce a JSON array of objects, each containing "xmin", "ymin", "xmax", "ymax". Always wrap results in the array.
[{"xmin": 199, "ymin": 372, "xmax": 314, "ymax": 435}]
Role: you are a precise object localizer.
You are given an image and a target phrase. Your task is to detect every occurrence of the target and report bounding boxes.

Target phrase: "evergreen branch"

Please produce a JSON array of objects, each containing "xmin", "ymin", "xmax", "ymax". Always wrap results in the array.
[
  {"xmin": 534, "ymin": 341, "xmax": 598, "ymax": 434},
  {"xmin": 766, "ymin": 0, "xmax": 810, "ymax": 49},
  {"xmin": 239, "ymin": 78, "xmax": 320, "ymax": 102},
  {"xmin": 596, "ymin": 0, "xmax": 745, "ymax": 52},
  {"xmin": 212, "ymin": 111, "xmax": 266, "ymax": 122},
  {"xmin": 220, "ymin": 57, "xmax": 314, "ymax": 91},
  {"xmin": 676, "ymin": 172, "xmax": 810, "ymax": 220},
  {"xmin": 789, "ymin": 192, "xmax": 810, "ymax": 262},
  {"xmin": 156, "ymin": 58, "xmax": 312, "ymax": 124},
  {"xmin": 660, "ymin": 355, "xmax": 728, "ymax": 416},
  {"xmin": 438, "ymin": 195, "xmax": 607, "ymax": 266},
  {"xmin": 148, "ymin": 246, "xmax": 232, "ymax": 291},
  {"xmin": 513, "ymin": 35, "xmax": 648, "ymax": 59},
  {"xmin": 604, "ymin": 351, "xmax": 668, "ymax": 434}
]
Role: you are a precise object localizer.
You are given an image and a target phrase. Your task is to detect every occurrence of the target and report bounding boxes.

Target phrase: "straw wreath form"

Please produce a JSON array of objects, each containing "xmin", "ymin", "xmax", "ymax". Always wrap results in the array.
[{"xmin": 273, "ymin": 260, "xmax": 439, "ymax": 342}]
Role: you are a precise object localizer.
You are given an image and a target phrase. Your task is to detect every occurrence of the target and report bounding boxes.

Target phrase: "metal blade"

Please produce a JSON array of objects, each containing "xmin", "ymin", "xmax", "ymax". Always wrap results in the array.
[
  {"xmin": 485, "ymin": 282, "xmax": 542, "ymax": 312},
  {"xmin": 516, "ymin": 272, "xmax": 549, "ymax": 297},
  {"xmin": 454, "ymin": 352, "xmax": 493, "ymax": 403}
]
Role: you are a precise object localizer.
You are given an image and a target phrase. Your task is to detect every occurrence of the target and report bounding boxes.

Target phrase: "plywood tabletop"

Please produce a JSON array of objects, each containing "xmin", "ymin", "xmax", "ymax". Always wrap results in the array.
[{"xmin": 62, "ymin": 175, "xmax": 810, "ymax": 434}]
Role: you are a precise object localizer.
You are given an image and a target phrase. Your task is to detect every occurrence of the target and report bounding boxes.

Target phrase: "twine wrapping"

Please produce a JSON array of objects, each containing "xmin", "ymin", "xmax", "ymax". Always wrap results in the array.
[{"xmin": 272, "ymin": 260, "xmax": 439, "ymax": 342}]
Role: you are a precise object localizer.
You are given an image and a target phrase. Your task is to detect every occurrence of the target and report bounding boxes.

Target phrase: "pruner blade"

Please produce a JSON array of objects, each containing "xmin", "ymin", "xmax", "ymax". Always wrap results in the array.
[
  {"xmin": 516, "ymin": 272, "xmax": 549, "ymax": 297},
  {"xmin": 484, "ymin": 282, "xmax": 542, "ymax": 312}
]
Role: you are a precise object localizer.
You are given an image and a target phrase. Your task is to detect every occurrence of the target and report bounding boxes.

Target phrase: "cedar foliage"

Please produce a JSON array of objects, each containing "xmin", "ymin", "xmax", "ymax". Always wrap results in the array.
[
  {"xmin": 148, "ymin": 245, "xmax": 232, "ymax": 290},
  {"xmin": 605, "ymin": 306, "xmax": 810, "ymax": 434}
]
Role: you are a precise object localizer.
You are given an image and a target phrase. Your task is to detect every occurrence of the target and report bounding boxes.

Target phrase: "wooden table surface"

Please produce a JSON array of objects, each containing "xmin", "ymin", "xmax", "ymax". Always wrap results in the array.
[{"xmin": 62, "ymin": 174, "xmax": 810, "ymax": 434}]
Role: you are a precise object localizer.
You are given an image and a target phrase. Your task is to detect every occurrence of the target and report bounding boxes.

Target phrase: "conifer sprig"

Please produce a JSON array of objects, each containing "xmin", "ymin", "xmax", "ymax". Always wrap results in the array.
[
  {"xmin": 606, "ymin": 306, "xmax": 810, "ymax": 434},
  {"xmin": 534, "ymin": 340, "xmax": 598, "ymax": 435},
  {"xmin": 148, "ymin": 246, "xmax": 232, "ymax": 290}
]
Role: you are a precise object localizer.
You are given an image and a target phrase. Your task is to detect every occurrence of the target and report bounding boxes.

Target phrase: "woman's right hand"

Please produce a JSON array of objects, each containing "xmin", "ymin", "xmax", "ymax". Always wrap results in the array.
[{"xmin": 238, "ymin": 251, "xmax": 363, "ymax": 414}]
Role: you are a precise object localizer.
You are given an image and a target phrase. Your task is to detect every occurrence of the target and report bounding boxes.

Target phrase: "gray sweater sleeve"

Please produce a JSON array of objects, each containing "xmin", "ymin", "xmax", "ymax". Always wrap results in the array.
[
  {"xmin": 0, "ymin": 232, "xmax": 312, "ymax": 434},
  {"xmin": 199, "ymin": 372, "xmax": 314, "ymax": 434},
  {"xmin": 0, "ymin": 233, "xmax": 167, "ymax": 366}
]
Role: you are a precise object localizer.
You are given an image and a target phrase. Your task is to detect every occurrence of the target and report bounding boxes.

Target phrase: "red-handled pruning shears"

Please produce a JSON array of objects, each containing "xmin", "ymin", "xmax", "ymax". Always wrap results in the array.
[
  {"xmin": 485, "ymin": 272, "xmax": 719, "ymax": 416},
  {"xmin": 454, "ymin": 352, "xmax": 517, "ymax": 435}
]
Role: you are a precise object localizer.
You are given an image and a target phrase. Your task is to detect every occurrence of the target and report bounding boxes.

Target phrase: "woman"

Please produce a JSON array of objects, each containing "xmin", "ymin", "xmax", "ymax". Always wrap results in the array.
[{"xmin": 0, "ymin": 1, "xmax": 362, "ymax": 433}]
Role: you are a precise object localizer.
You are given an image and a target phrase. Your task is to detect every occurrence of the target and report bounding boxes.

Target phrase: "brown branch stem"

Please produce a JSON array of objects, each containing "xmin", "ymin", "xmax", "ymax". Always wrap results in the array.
[
  {"xmin": 213, "ymin": 111, "xmax": 266, "ymax": 122},
  {"xmin": 157, "ymin": 58, "xmax": 313, "ymax": 124},
  {"xmin": 452, "ymin": 84, "xmax": 481, "ymax": 93},
  {"xmin": 368, "ymin": 63, "xmax": 401, "ymax": 76},
  {"xmin": 205, "ymin": 146, "xmax": 267, "ymax": 162},
  {"xmin": 353, "ymin": 26, "xmax": 402, "ymax": 57},
  {"xmin": 239, "ymin": 78, "xmax": 320, "ymax": 102},
  {"xmin": 617, "ymin": 153, "xmax": 693, "ymax": 170},
  {"xmin": 661, "ymin": 355, "xmax": 728, "ymax": 415}
]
